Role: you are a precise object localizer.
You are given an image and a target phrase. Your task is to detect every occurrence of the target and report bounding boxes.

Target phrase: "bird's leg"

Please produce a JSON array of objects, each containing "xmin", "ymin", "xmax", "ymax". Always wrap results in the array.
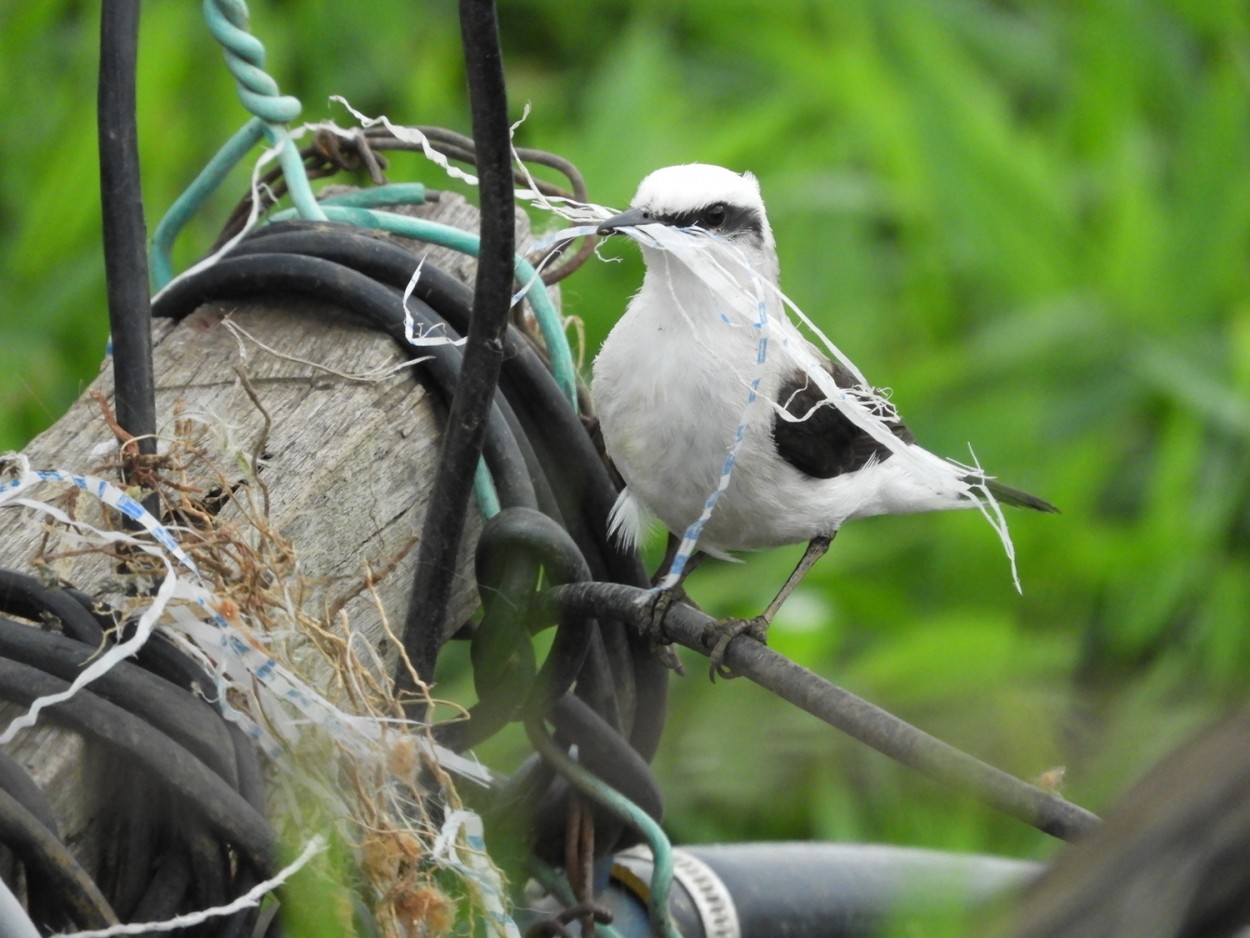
[
  {"xmin": 650, "ymin": 532, "xmax": 684, "ymax": 588},
  {"xmin": 643, "ymin": 534, "xmax": 707, "ymax": 641},
  {"xmin": 707, "ymin": 533, "xmax": 835, "ymax": 679}
]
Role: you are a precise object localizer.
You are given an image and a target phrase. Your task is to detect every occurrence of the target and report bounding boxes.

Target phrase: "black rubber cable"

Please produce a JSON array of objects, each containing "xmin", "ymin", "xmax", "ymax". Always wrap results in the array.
[
  {"xmin": 0, "ymin": 658, "xmax": 275, "ymax": 871},
  {"xmin": 0, "ymin": 785, "xmax": 118, "ymax": 930},
  {"xmin": 550, "ymin": 581, "xmax": 1101, "ymax": 843},
  {"xmin": 185, "ymin": 821, "xmax": 232, "ymax": 926},
  {"xmin": 0, "ymin": 570, "xmax": 107, "ymax": 646},
  {"xmin": 98, "ymin": 0, "xmax": 157, "ymax": 505},
  {"xmin": 126, "ymin": 850, "xmax": 193, "ymax": 929},
  {"xmin": 546, "ymin": 694, "xmax": 663, "ymax": 824},
  {"xmin": 228, "ymin": 721, "xmax": 268, "ymax": 814},
  {"xmin": 438, "ymin": 508, "xmax": 597, "ymax": 752},
  {"xmin": 0, "ymin": 750, "xmax": 58, "ymax": 841},
  {"xmin": 94, "ymin": 762, "xmax": 163, "ymax": 922},
  {"xmin": 399, "ymin": 0, "xmax": 517, "ymax": 690},
  {"xmin": 0, "ymin": 619, "xmax": 239, "ymax": 788}
]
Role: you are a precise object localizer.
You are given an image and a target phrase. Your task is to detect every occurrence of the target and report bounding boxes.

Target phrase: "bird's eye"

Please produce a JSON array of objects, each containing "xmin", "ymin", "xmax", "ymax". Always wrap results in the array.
[{"xmin": 702, "ymin": 203, "xmax": 727, "ymax": 228}]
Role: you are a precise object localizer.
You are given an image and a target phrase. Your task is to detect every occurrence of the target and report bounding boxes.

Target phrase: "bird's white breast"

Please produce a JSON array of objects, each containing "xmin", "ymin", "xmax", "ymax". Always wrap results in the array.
[{"xmin": 593, "ymin": 251, "xmax": 803, "ymax": 552}]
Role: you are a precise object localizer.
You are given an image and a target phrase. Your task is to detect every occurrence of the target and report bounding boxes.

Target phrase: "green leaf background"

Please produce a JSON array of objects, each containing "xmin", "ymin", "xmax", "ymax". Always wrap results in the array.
[{"xmin": 3, "ymin": 0, "xmax": 1248, "ymax": 867}]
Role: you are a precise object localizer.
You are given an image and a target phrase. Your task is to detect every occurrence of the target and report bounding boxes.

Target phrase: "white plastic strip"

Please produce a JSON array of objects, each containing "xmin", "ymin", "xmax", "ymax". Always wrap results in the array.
[{"xmin": 53, "ymin": 835, "xmax": 325, "ymax": 938}]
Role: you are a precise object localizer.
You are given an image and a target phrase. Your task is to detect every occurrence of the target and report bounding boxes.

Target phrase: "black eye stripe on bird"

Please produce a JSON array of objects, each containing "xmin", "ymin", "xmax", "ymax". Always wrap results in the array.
[
  {"xmin": 597, "ymin": 201, "xmax": 764, "ymax": 238},
  {"xmin": 590, "ymin": 163, "xmax": 1056, "ymax": 671}
]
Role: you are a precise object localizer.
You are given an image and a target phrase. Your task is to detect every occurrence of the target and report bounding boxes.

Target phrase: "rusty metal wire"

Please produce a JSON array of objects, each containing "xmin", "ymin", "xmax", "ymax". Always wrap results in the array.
[{"xmin": 210, "ymin": 123, "xmax": 598, "ymax": 287}]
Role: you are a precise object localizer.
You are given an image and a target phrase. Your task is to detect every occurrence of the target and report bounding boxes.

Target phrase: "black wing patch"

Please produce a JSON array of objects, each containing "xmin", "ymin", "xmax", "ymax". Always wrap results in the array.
[{"xmin": 772, "ymin": 359, "xmax": 915, "ymax": 479}]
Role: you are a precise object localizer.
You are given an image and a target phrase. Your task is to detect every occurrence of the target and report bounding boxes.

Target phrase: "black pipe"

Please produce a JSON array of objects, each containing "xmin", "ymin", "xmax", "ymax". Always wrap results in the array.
[
  {"xmin": 221, "ymin": 228, "xmax": 668, "ymax": 757},
  {"xmin": 398, "ymin": 0, "xmax": 516, "ymax": 693},
  {"xmin": 581, "ymin": 843, "xmax": 1041, "ymax": 937},
  {"xmin": 98, "ymin": 0, "xmax": 157, "ymax": 503}
]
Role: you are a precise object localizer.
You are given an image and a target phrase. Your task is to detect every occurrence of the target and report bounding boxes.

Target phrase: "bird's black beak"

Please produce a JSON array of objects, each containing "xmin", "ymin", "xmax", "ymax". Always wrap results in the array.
[{"xmin": 596, "ymin": 207, "xmax": 653, "ymax": 237}]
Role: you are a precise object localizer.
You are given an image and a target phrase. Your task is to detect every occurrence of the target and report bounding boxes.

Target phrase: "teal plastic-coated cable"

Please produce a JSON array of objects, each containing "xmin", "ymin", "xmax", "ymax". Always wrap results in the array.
[
  {"xmin": 318, "ymin": 184, "xmax": 428, "ymax": 210},
  {"xmin": 154, "ymin": 0, "xmax": 328, "ymax": 288},
  {"xmin": 203, "ymin": 0, "xmax": 299, "ymax": 124},
  {"xmin": 151, "ymin": 118, "xmax": 266, "ymax": 289},
  {"xmin": 203, "ymin": 0, "xmax": 325, "ymax": 220},
  {"xmin": 267, "ymin": 204, "xmax": 579, "ymax": 407},
  {"xmin": 526, "ymin": 720, "xmax": 681, "ymax": 938},
  {"xmin": 474, "ymin": 457, "xmax": 501, "ymax": 519}
]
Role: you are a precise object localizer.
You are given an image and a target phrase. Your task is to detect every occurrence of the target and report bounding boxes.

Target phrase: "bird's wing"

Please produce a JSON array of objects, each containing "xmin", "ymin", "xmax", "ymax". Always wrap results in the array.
[{"xmin": 771, "ymin": 358, "xmax": 915, "ymax": 479}]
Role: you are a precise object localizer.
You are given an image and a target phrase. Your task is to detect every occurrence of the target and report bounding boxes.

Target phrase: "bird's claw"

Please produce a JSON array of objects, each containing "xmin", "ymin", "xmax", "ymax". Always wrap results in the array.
[
  {"xmin": 642, "ymin": 588, "xmax": 678, "ymax": 641},
  {"xmin": 705, "ymin": 615, "xmax": 769, "ymax": 681},
  {"xmin": 640, "ymin": 588, "xmax": 686, "ymax": 673}
]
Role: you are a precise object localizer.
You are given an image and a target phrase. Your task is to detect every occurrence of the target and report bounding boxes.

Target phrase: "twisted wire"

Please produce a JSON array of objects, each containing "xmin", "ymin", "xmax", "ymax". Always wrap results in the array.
[
  {"xmin": 202, "ymin": 0, "xmax": 301, "ymax": 125},
  {"xmin": 203, "ymin": 0, "xmax": 325, "ymax": 226}
]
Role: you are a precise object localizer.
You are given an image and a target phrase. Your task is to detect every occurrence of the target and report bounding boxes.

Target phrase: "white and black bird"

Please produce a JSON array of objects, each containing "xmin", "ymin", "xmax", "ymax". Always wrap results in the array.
[{"xmin": 591, "ymin": 163, "xmax": 1056, "ymax": 666}]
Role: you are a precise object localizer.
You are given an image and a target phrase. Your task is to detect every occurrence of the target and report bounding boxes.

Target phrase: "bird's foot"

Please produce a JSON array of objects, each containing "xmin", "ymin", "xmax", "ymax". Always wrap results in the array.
[
  {"xmin": 641, "ymin": 588, "xmax": 677, "ymax": 640},
  {"xmin": 705, "ymin": 615, "xmax": 769, "ymax": 681},
  {"xmin": 640, "ymin": 588, "xmax": 687, "ymax": 674}
]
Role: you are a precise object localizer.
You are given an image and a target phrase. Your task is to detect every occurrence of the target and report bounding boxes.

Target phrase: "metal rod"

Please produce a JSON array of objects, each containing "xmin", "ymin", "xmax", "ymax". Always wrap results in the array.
[{"xmin": 549, "ymin": 581, "xmax": 1101, "ymax": 843}]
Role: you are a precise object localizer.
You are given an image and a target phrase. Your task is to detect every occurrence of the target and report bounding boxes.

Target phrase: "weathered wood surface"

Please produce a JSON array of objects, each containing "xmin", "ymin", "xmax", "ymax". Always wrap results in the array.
[{"xmin": 0, "ymin": 193, "xmax": 549, "ymax": 869}]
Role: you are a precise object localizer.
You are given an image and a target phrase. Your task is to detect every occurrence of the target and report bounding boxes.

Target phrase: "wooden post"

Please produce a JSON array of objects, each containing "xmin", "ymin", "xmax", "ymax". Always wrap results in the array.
[{"xmin": 0, "ymin": 193, "xmax": 548, "ymax": 874}]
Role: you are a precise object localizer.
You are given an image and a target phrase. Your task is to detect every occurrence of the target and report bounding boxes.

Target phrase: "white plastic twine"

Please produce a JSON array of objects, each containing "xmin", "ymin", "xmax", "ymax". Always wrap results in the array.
[
  {"xmin": 0, "ymin": 462, "xmax": 193, "ymax": 744},
  {"xmin": 53, "ymin": 835, "xmax": 327, "ymax": 938},
  {"xmin": 432, "ymin": 811, "xmax": 523, "ymax": 938},
  {"xmin": 0, "ymin": 455, "xmax": 497, "ymax": 780}
]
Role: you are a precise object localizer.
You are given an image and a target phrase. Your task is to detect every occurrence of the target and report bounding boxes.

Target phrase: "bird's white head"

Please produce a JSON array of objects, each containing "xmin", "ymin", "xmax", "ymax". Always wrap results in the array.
[{"xmin": 598, "ymin": 163, "xmax": 778, "ymax": 275}]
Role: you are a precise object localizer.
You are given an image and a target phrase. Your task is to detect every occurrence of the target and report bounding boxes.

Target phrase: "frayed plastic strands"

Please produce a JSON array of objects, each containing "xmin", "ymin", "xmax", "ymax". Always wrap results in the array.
[
  {"xmin": 510, "ymin": 225, "xmax": 597, "ymax": 306},
  {"xmin": 0, "ymin": 461, "xmax": 197, "ymax": 573},
  {"xmin": 401, "ymin": 259, "xmax": 465, "ymax": 348},
  {"xmin": 0, "ymin": 461, "xmax": 190, "ymax": 744},
  {"xmin": 332, "ymin": 98, "xmax": 482, "ymax": 188},
  {"xmin": 0, "ymin": 454, "xmax": 495, "ymax": 785},
  {"xmin": 432, "ymin": 811, "xmax": 522, "ymax": 938},
  {"xmin": 51, "ymin": 834, "xmax": 326, "ymax": 938},
  {"xmin": 164, "ymin": 589, "xmax": 492, "ymax": 784}
]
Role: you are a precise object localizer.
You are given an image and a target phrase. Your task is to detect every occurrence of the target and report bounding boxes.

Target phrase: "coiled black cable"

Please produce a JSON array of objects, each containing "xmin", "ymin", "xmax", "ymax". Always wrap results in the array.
[
  {"xmin": 0, "ymin": 620, "xmax": 239, "ymax": 787},
  {"xmin": 148, "ymin": 219, "xmax": 670, "ymax": 868},
  {"xmin": 0, "ymin": 571, "xmax": 107, "ymax": 647},
  {"xmin": 216, "ymin": 224, "xmax": 668, "ymax": 761},
  {"xmin": 153, "ymin": 251, "xmax": 542, "ymax": 517},
  {"xmin": 0, "ymin": 786, "xmax": 117, "ymax": 931},
  {"xmin": 0, "ymin": 573, "xmax": 278, "ymax": 929},
  {"xmin": 0, "ymin": 657, "xmax": 272, "ymax": 872}
]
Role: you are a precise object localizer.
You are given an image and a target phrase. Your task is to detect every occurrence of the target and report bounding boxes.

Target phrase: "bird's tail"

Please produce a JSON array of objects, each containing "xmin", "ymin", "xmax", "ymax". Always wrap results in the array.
[{"xmin": 972, "ymin": 476, "xmax": 1059, "ymax": 514}]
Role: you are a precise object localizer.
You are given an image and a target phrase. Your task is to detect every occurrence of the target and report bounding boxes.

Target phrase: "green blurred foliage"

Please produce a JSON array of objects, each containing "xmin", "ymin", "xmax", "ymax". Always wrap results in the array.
[{"xmin": 2, "ymin": 0, "xmax": 1249, "ymax": 867}]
